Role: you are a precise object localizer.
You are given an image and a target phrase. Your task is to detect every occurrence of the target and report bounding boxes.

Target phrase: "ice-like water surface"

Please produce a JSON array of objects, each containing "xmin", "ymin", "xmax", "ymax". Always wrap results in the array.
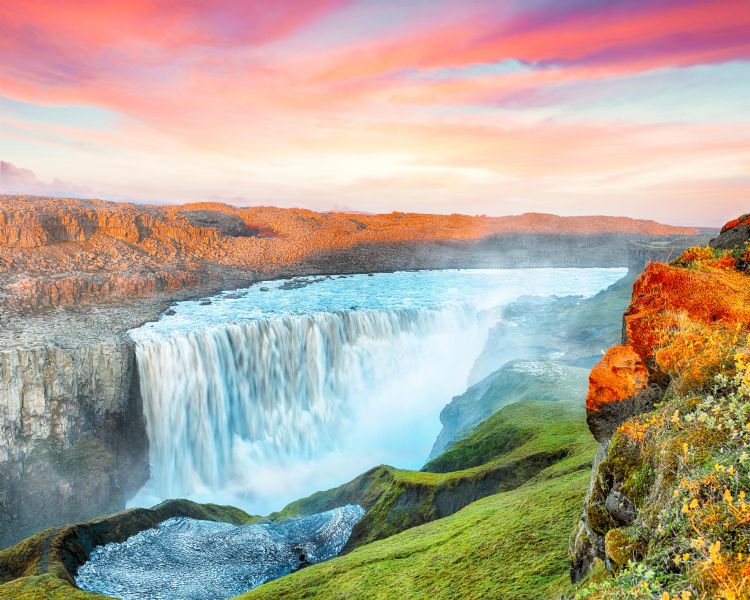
[
  {"xmin": 132, "ymin": 269, "xmax": 626, "ymax": 337},
  {"xmin": 129, "ymin": 268, "xmax": 626, "ymax": 514},
  {"xmin": 76, "ymin": 504, "xmax": 365, "ymax": 600}
]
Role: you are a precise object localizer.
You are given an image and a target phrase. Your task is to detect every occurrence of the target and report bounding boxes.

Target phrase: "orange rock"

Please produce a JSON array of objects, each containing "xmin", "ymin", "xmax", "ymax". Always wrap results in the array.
[
  {"xmin": 586, "ymin": 345, "xmax": 649, "ymax": 413},
  {"xmin": 0, "ymin": 195, "xmax": 699, "ymax": 311},
  {"xmin": 721, "ymin": 214, "xmax": 750, "ymax": 234}
]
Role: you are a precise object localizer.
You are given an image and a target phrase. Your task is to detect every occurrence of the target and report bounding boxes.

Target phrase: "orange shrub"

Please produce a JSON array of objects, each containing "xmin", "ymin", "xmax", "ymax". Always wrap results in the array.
[
  {"xmin": 676, "ymin": 245, "xmax": 716, "ymax": 264},
  {"xmin": 702, "ymin": 254, "xmax": 738, "ymax": 271},
  {"xmin": 624, "ymin": 263, "xmax": 750, "ymax": 363},
  {"xmin": 655, "ymin": 315, "xmax": 739, "ymax": 393}
]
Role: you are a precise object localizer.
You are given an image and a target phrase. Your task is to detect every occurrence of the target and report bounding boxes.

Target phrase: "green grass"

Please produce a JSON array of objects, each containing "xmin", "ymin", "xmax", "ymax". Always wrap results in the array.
[
  {"xmin": 240, "ymin": 459, "xmax": 592, "ymax": 599},
  {"xmin": 0, "ymin": 574, "xmax": 105, "ymax": 599},
  {"xmin": 0, "ymin": 398, "xmax": 598, "ymax": 600},
  {"xmin": 272, "ymin": 401, "xmax": 594, "ymax": 551},
  {"xmin": 238, "ymin": 400, "xmax": 597, "ymax": 599}
]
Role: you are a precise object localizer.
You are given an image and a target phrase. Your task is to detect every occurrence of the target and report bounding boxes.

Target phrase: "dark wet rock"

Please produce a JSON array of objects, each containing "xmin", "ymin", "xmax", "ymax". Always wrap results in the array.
[{"xmin": 605, "ymin": 486, "xmax": 636, "ymax": 525}]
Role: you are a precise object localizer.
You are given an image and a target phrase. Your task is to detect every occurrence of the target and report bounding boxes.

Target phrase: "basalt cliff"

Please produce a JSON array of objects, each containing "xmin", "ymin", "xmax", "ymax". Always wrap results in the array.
[{"xmin": 572, "ymin": 214, "xmax": 750, "ymax": 599}]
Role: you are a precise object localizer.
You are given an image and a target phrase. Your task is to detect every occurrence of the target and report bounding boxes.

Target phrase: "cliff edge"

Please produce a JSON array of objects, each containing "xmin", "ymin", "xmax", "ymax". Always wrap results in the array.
[{"xmin": 573, "ymin": 215, "xmax": 750, "ymax": 599}]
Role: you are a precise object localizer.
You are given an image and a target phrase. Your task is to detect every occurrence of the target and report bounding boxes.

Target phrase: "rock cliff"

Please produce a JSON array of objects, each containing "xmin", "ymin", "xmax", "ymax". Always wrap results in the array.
[
  {"xmin": 572, "ymin": 215, "xmax": 750, "ymax": 593},
  {"xmin": 0, "ymin": 195, "xmax": 698, "ymax": 311},
  {"xmin": 0, "ymin": 336, "xmax": 148, "ymax": 547}
]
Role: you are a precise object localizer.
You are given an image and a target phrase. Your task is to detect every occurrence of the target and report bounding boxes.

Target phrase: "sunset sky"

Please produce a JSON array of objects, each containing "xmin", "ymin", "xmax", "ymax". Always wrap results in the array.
[{"xmin": 1, "ymin": 0, "xmax": 749, "ymax": 225}]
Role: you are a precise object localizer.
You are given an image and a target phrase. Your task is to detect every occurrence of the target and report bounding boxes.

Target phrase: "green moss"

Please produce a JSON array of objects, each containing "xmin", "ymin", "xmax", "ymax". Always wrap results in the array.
[
  {"xmin": 0, "ymin": 574, "xmax": 107, "ymax": 599},
  {"xmin": 422, "ymin": 413, "xmax": 532, "ymax": 472},
  {"xmin": 604, "ymin": 527, "xmax": 646, "ymax": 567}
]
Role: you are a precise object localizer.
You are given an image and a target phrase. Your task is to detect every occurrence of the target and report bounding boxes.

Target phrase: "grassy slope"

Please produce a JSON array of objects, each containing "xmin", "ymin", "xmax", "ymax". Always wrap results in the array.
[
  {"xmin": 273, "ymin": 401, "xmax": 593, "ymax": 552},
  {"xmin": 435, "ymin": 274, "xmax": 633, "ymax": 455},
  {"xmin": 242, "ymin": 400, "xmax": 597, "ymax": 600}
]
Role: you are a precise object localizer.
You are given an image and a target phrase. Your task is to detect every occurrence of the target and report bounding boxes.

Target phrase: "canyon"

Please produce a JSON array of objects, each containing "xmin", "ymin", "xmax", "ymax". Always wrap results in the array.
[{"xmin": 0, "ymin": 197, "xmax": 701, "ymax": 557}]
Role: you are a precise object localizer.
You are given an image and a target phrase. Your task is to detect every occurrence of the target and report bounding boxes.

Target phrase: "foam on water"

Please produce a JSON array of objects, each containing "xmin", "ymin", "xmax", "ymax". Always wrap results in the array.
[
  {"xmin": 129, "ymin": 268, "xmax": 626, "ymax": 514},
  {"xmin": 75, "ymin": 504, "xmax": 365, "ymax": 600}
]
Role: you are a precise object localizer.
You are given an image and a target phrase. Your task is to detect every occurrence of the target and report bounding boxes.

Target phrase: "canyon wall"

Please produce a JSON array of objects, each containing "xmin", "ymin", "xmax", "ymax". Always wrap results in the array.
[
  {"xmin": 0, "ymin": 195, "xmax": 698, "ymax": 311},
  {"xmin": 0, "ymin": 338, "xmax": 148, "ymax": 547}
]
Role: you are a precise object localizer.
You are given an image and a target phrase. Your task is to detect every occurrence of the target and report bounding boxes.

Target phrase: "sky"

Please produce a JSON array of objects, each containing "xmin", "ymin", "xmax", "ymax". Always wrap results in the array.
[{"xmin": 0, "ymin": 0, "xmax": 749, "ymax": 226}]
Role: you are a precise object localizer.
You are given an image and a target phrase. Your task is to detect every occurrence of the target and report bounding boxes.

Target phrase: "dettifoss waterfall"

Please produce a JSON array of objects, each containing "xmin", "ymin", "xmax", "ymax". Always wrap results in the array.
[
  {"xmin": 135, "ymin": 305, "xmax": 478, "ymax": 503},
  {"xmin": 129, "ymin": 269, "xmax": 627, "ymax": 513}
]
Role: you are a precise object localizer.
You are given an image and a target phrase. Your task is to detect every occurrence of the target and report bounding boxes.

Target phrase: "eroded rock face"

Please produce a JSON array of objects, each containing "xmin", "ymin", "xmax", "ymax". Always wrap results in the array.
[
  {"xmin": 710, "ymin": 213, "xmax": 750, "ymax": 250},
  {"xmin": 0, "ymin": 339, "xmax": 148, "ymax": 548},
  {"xmin": 0, "ymin": 196, "xmax": 699, "ymax": 311}
]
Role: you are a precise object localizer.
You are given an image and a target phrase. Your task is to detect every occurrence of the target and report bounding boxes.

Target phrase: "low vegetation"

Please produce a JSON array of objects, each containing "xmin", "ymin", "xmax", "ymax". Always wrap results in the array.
[{"xmin": 578, "ymin": 241, "xmax": 750, "ymax": 599}]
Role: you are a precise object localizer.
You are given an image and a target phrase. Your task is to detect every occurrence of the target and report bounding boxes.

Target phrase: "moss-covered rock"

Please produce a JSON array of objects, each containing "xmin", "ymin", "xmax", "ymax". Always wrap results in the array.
[{"xmin": 604, "ymin": 527, "xmax": 645, "ymax": 567}]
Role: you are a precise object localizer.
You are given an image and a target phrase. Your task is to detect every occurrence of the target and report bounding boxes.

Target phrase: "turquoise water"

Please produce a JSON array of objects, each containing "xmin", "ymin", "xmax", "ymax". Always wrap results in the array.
[
  {"xmin": 133, "ymin": 268, "xmax": 627, "ymax": 337},
  {"xmin": 129, "ymin": 268, "xmax": 626, "ymax": 515}
]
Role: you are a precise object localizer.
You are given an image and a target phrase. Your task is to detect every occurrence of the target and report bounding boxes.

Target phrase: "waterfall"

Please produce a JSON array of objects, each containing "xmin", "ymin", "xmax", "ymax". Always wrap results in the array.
[{"xmin": 134, "ymin": 304, "xmax": 487, "ymax": 507}]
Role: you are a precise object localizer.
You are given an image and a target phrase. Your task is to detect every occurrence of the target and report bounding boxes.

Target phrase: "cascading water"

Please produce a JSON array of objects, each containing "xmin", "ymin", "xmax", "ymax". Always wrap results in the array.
[
  {"xmin": 129, "ymin": 268, "xmax": 627, "ymax": 513},
  {"xmin": 135, "ymin": 305, "xmax": 481, "ymax": 503}
]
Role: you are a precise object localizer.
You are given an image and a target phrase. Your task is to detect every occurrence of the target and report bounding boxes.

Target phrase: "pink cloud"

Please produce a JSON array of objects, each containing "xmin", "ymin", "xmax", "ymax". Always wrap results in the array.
[
  {"xmin": 0, "ymin": 161, "xmax": 93, "ymax": 197},
  {"xmin": 0, "ymin": 1, "xmax": 748, "ymax": 223}
]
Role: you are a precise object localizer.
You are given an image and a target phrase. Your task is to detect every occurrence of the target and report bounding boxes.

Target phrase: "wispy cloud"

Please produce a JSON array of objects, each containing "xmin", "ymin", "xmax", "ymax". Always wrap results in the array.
[{"xmin": 0, "ymin": 0, "xmax": 748, "ymax": 224}]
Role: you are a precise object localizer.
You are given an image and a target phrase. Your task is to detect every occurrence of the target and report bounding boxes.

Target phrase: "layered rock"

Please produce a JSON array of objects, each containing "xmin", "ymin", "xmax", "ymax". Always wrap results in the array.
[
  {"xmin": 0, "ymin": 195, "xmax": 698, "ymax": 311},
  {"xmin": 0, "ymin": 339, "xmax": 148, "ymax": 547}
]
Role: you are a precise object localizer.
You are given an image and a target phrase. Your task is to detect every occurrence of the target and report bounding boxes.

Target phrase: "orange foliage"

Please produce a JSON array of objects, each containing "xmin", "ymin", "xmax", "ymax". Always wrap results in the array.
[
  {"xmin": 586, "ymin": 344, "xmax": 649, "ymax": 412},
  {"xmin": 587, "ymin": 257, "xmax": 750, "ymax": 414},
  {"xmin": 702, "ymin": 254, "xmax": 739, "ymax": 271},
  {"xmin": 624, "ymin": 263, "xmax": 750, "ymax": 363},
  {"xmin": 655, "ymin": 316, "xmax": 739, "ymax": 393},
  {"xmin": 721, "ymin": 214, "xmax": 750, "ymax": 234},
  {"xmin": 677, "ymin": 245, "xmax": 715, "ymax": 263}
]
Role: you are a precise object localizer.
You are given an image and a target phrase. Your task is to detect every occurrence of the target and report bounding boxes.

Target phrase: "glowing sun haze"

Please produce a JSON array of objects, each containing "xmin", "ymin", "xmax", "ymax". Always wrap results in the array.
[{"xmin": 1, "ymin": 0, "xmax": 748, "ymax": 226}]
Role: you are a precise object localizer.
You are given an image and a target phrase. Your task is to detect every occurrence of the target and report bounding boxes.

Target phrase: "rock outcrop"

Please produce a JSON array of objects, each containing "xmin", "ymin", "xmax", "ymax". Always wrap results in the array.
[
  {"xmin": 572, "ymin": 213, "xmax": 750, "ymax": 583},
  {"xmin": 0, "ymin": 195, "xmax": 698, "ymax": 312},
  {"xmin": 710, "ymin": 213, "xmax": 750, "ymax": 250}
]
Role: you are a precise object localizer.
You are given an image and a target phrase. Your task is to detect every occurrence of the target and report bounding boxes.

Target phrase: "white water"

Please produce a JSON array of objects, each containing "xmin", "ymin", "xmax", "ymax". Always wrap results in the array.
[
  {"xmin": 129, "ymin": 268, "xmax": 626, "ymax": 514},
  {"xmin": 76, "ymin": 505, "xmax": 365, "ymax": 599}
]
